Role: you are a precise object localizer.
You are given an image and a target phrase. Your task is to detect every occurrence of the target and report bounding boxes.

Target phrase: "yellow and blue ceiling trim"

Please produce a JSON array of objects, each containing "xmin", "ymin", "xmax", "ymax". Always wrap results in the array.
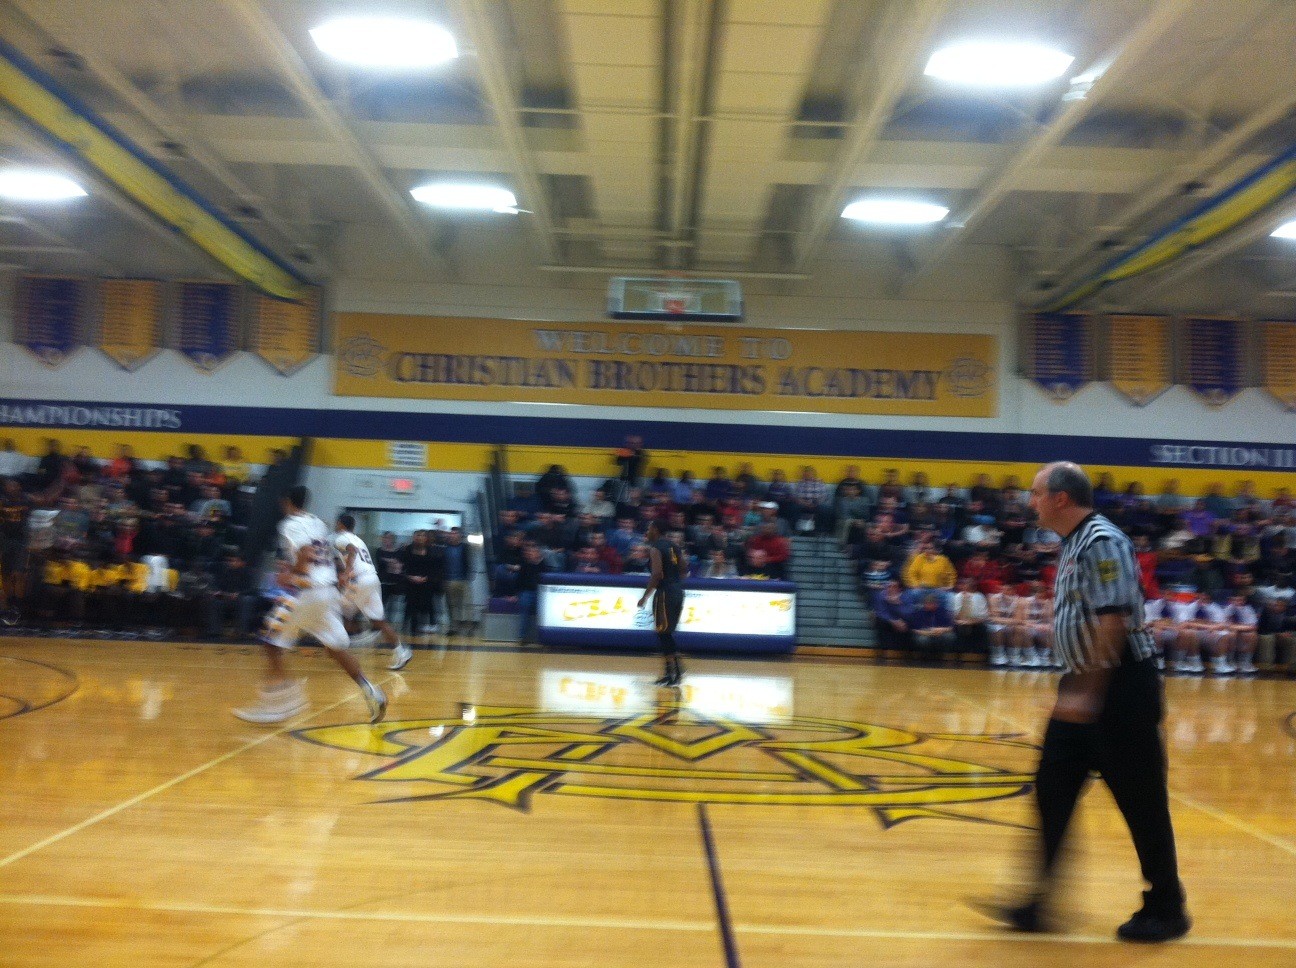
[
  {"xmin": 0, "ymin": 37, "xmax": 309, "ymax": 301},
  {"xmin": 1043, "ymin": 142, "xmax": 1296, "ymax": 312}
]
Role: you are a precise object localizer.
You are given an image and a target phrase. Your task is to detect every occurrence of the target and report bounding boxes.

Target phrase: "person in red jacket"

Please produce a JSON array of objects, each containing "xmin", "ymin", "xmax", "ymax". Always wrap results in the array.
[{"xmin": 746, "ymin": 521, "xmax": 791, "ymax": 580}]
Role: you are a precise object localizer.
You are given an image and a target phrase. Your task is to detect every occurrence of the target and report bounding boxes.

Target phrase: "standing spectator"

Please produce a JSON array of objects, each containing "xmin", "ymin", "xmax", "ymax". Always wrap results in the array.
[
  {"xmin": 734, "ymin": 462, "xmax": 762, "ymax": 497},
  {"xmin": 704, "ymin": 466, "xmax": 733, "ymax": 503},
  {"xmin": 0, "ymin": 439, "xmax": 34, "ymax": 479},
  {"xmin": 672, "ymin": 470, "xmax": 699, "ymax": 505},
  {"xmin": 107, "ymin": 445, "xmax": 138, "ymax": 482},
  {"xmin": 792, "ymin": 466, "xmax": 831, "ymax": 533},
  {"xmin": 442, "ymin": 527, "xmax": 474, "ymax": 635},
  {"xmin": 615, "ymin": 435, "xmax": 648, "ymax": 492},
  {"xmin": 37, "ymin": 439, "xmax": 67, "ymax": 491},
  {"xmin": 401, "ymin": 530, "xmax": 437, "ymax": 636},
  {"xmin": 515, "ymin": 543, "xmax": 548, "ymax": 643},
  {"xmin": 0, "ymin": 477, "xmax": 31, "ymax": 608},
  {"xmin": 1257, "ymin": 597, "xmax": 1295, "ymax": 671}
]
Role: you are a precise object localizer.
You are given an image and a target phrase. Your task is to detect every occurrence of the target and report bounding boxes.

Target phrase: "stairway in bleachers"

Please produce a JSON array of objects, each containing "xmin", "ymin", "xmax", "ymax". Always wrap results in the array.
[{"xmin": 788, "ymin": 534, "xmax": 875, "ymax": 649}]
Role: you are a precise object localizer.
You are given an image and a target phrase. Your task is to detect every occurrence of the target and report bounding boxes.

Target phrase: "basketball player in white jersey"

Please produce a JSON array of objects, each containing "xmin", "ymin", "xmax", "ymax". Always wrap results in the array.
[
  {"xmin": 987, "ymin": 584, "xmax": 1021, "ymax": 666},
  {"xmin": 233, "ymin": 486, "xmax": 386, "ymax": 724},
  {"xmin": 1020, "ymin": 581, "xmax": 1056, "ymax": 668},
  {"xmin": 335, "ymin": 514, "xmax": 411, "ymax": 671}
]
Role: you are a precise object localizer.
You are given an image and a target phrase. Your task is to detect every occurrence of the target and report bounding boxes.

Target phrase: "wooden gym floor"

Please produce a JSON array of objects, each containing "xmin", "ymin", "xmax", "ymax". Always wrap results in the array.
[{"xmin": 1, "ymin": 637, "xmax": 1294, "ymax": 967}]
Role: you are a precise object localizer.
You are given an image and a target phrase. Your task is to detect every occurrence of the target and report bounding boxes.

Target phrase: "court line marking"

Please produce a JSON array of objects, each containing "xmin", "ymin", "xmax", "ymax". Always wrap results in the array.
[
  {"xmin": 0, "ymin": 894, "xmax": 1294, "ymax": 950},
  {"xmin": 697, "ymin": 803, "xmax": 742, "ymax": 968},
  {"xmin": 0, "ymin": 681, "xmax": 386, "ymax": 871},
  {"xmin": 955, "ymin": 691, "xmax": 1296, "ymax": 860}
]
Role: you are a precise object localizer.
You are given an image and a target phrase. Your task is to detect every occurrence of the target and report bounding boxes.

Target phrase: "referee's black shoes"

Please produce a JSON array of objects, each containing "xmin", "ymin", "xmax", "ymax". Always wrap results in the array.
[{"xmin": 1117, "ymin": 903, "xmax": 1191, "ymax": 943}]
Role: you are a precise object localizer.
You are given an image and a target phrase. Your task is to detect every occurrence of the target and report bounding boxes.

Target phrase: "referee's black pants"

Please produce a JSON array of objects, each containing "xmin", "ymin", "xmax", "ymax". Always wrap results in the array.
[{"xmin": 1034, "ymin": 652, "xmax": 1185, "ymax": 915}]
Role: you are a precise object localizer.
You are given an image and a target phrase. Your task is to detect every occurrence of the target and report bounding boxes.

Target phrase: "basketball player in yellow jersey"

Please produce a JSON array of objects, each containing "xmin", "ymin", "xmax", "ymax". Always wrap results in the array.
[
  {"xmin": 637, "ymin": 520, "xmax": 686, "ymax": 686},
  {"xmin": 233, "ymin": 486, "xmax": 386, "ymax": 724}
]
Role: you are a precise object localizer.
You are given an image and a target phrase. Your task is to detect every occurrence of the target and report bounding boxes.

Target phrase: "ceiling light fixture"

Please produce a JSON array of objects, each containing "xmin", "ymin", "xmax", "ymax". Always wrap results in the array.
[
  {"xmin": 310, "ymin": 17, "xmax": 458, "ymax": 68},
  {"xmin": 0, "ymin": 169, "xmax": 87, "ymax": 202},
  {"xmin": 410, "ymin": 183, "xmax": 519, "ymax": 214},
  {"xmin": 841, "ymin": 199, "xmax": 949, "ymax": 225},
  {"xmin": 1272, "ymin": 220, "xmax": 1296, "ymax": 240},
  {"xmin": 924, "ymin": 41, "xmax": 1074, "ymax": 87}
]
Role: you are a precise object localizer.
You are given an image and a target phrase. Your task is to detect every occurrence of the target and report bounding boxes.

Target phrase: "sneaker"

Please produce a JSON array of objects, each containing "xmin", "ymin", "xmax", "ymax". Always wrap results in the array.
[
  {"xmin": 388, "ymin": 643, "xmax": 413, "ymax": 671},
  {"xmin": 968, "ymin": 898, "xmax": 1050, "ymax": 934},
  {"xmin": 1212, "ymin": 658, "xmax": 1236, "ymax": 675},
  {"xmin": 989, "ymin": 647, "xmax": 1008, "ymax": 666},
  {"xmin": 1117, "ymin": 908, "xmax": 1190, "ymax": 943},
  {"xmin": 1237, "ymin": 657, "xmax": 1257, "ymax": 675},
  {"xmin": 1009, "ymin": 649, "xmax": 1025, "ymax": 667},
  {"xmin": 233, "ymin": 681, "xmax": 307, "ymax": 724},
  {"xmin": 361, "ymin": 679, "xmax": 387, "ymax": 724},
  {"xmin": 350, "ymin": 630, "xmax": 381, "ymax": 649},
  {"xmin": 1188, "ymin": 656, "xmax": 1205, "ymax": 673}
]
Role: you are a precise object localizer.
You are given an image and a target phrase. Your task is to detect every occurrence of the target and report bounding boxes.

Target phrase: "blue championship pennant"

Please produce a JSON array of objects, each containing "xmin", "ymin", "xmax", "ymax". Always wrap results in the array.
[
  {"xmin": 1029, "ymin": 312, "xmax": 1092, "ymax": 401},
  {"xmin": 176, "ymin": 282, "xmax": 240, "ymax": 372},
  {"xmin": 17, "ymin": 276, "xmax": 85, "ymax": 367},
  {"xmin": 1183, "ymin": 317, "xmax": 1243, "ymax": 406}
]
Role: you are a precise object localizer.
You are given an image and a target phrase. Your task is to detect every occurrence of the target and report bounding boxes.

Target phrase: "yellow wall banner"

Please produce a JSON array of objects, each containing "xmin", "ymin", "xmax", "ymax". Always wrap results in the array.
[
  {"xmin": 332, "ymin": 314, "xmax": 998, "ymax": 417},
  {"xmin": 1260, "ymin": 320, "xmax": 1296, "ymax": 410},
  {"xmin": 98, "ymin": 279, "xmax": 161, "ymax": 371},
  {"xmin": 252, "ymin": 288, "xmax": 321, "ymax": 376},
  {"xmin": 1108, "ymin": 314, "xmax": 1171, "ymax": 406}
]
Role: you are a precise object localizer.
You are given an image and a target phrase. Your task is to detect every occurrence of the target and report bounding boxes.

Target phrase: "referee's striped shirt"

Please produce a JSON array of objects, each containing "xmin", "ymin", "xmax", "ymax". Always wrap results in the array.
[{"xmin": 1053, "ymin": 512, "xmax": 1156, "ymax": 673}]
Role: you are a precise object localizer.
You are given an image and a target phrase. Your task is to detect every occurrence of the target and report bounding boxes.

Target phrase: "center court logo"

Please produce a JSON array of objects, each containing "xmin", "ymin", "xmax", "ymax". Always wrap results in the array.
[
  {"xmin": 292, "ymin": 705, "xmax": 1035, "ymax": 827},
  {"xmin": 338, "ymin": 333, "xmax": 386, "ymax": 377}
]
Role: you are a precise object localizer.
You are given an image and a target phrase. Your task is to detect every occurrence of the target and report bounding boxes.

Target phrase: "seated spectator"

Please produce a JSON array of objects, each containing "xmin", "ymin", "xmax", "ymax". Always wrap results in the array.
[
  {"xmin": 1092, "ymin": 472, "xmax": 1118, "ymax": 512},
  {"xmin": 704, "ymin": 466, "xmax": 733, "ymax": 503},
  {"xmin": 492, "ymin": 529, "xmax": 525, "ymax": 595},
  {"xmin": 1134, "ymin": 534, "xmax": 1161, "ymax": 600},
  {"xmin": 1170, "ymin": 591, "xmax": 1225, "ymax": 674},
  {"xmin": 903, "ymin": 539, "xmax": 956, "ymax": 590},
  {"xmin": 571, "ymin": 546, "xmax": 607, "ymax": 574},
  {"xmin": 739, "ymin": 546, "xmax": 774, "ymax": 579},
  {"xmin": 746, "ymin": 522, "xmax": 791, "ymax": 581},
  {"xmin": 190, "ymin": 484, "xmax": 232, "ymax": 523},
  {"xmin": 1221, "ymin": 593, "xmax": 1259, "ymax": 675},
  {"xmin": 622, "ymin": 544, "xmax": 652, "ymax": 574},
  {"xmin": 204, "ymin": 549, "xmax": 257, "ymax": 639},
  {"xmin": 735, "ymin": 462, "xmax": 762, "ymax": 497},
  {"xmin": 645, "ymin": 468, "xmax": 673, "ymax": 499},
  {"xmin": 877, "ymin": 468, "xmax": 905, "ymax": 506},
  {"xmin": 1143, "ymin": 595, "xmax": 1175, "ymax": 666},
  {"xmin": 585, "ymin": 488, "xmax": 615, "ymax": 524},
  {"xmin": 608, "ymin": 517, "xmax": 643, "ymax": 558},
  {"xmin": 860, "ymin": 556, "xmax": 893, "ymax": 596},
  {"xmin": 873, "ymin": 581, "xmax": 911, "ymax": 654},
  {"xmin": 968, "ymin": 473, "xmax": 999, "ymax": 515},
  {"xmin": 766, "ymin": 469, "xmax": 793, "ymax": 513},
  {"xmin": 545, "ymin": 486, "xmax": 576, "ymax": 517},
  {"xmin": 961, "ymin": 503, "xmax": 1001, "ymax": 552},
  {"xmin": 701, "ymin": 549, "xmax": 736, "ymax": 579},
  {"xmin": 909, "ymin": 592, "xmax": 955, "ymax": 661},
  {"xmin": 672, "ymin": 470, "xmax": 698, "ymax": 505},
  {"xmin": 959, "ymin": 550, "xmax": 1008, "ymax": 594},
  {"xmin": 834, "ymin": 482, "xmax": 870, "ymax": 544},
  {"xmin": 586, "ymin": 531, "xmax": 622, "ymax": 574},
  {"xmin": 1203, "ymin": 483, "xmax": 1234, "ymax": 520},
  {"xmin": 950, "ymin": 577, "xmax": 989, "ymax": 657},
  {"xmin": 40, "ymin": 549, "xmax": 91, "ymax": 624},
  {"xmin": 907, "ymin": 470, "xmax": 935, "ymax": 506},
  {"xmin": 792, "ymin": 467, "xmax": 832, "ymax": 533}
]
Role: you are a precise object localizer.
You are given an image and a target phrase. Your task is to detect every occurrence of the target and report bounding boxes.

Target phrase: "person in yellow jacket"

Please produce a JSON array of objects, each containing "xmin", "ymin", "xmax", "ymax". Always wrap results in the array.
[
  {"xmin": 903, "ymin": 539, "xmax": 958, "ymax": 590},
  {"xmin": 41, "ymin": 552, "xmax": 91, "ymax": 624}
]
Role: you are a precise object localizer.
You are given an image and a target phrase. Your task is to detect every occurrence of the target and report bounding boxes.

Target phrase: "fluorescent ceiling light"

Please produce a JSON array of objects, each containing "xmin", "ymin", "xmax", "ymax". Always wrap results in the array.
[
  {"xmin": 841, "ymin": 199, "xmax": 949, "ymax": 225},
  {"xmin": 310, "ymin": 17, "xmax": 457, "ymax": 68},
  {"xmin": 924, "ymin": 41, "xmax": 1074, "ymax": 87},
  {"xmin": 411, "ymin": 183, "xmax": 519, "ymax": 214},
  {"xmin": 1272, "ymin": 220, "xmax": 1296, "ymax": 240},
  {"xmin": 0, "ymin": 169, "xmax": 87, "ymax": 201}
]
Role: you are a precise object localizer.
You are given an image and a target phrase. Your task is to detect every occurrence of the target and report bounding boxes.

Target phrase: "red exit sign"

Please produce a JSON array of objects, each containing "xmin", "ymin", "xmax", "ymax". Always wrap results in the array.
[{"xmin": 390, "ymin": 478, "xmax": 417, "ymax": 494}]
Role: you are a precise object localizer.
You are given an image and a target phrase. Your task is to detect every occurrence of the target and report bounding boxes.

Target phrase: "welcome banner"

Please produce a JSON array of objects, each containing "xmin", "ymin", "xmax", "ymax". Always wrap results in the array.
[
  {"xmin": 332, "ymin": 314, "xmax": 998, "ymax": 417},
  {"xmin": 1108, "ymin": 314, "xmax": 1171, "ymax": 406}
]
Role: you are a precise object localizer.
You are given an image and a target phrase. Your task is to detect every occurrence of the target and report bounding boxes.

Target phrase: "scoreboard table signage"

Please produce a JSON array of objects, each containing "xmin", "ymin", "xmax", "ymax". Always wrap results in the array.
[{"xmin": 537, "ymin": 573, "xmax": 796, "ymax": 654}]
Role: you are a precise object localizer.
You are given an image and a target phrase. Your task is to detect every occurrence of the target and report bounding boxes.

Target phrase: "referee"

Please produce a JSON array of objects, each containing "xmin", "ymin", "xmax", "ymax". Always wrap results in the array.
[{"xmin": 977, "ymin": 462, "xmax": 1189, "ymax": 943}]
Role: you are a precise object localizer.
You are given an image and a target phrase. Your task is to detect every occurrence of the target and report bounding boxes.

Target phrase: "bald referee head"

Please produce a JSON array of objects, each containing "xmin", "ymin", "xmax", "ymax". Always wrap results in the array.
[{"xmin": 1028, "ymin": 462, "xmax": 1093, "ymax": 538}]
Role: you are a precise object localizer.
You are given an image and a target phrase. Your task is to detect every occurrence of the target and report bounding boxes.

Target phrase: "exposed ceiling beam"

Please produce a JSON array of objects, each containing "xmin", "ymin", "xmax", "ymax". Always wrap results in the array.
[
  {"xmin": 6, "ymin": 0, "xmax": 328, "ymax": 279},
  {"xmin": 917, "ymin": 0, "xmax": 1196, "ymax": 276},
  {"xmin": 0, "ymin": 112, "xmax": 215, "ymax": 276},
  {"xmin": 452, "ymin": 0, "xmax": 560, "ymax": 265},
  {"xmin": 663, "ymin": 0, "xmax": 718, "ymax": 269},
  {"xmin": 221, "ymin": 0, "xmax": 448, "ymax": 273},
  {"xmin": 1110, "ymin": 197, "xmax": 1296, "ymax": 308},
  {"xmin": 1030, "ymin": 92, "xmax": 1296, "ymax": 304},
  {"xmin": 791, "ymin": 0, "xmax": 949, "ymax": 273}
]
